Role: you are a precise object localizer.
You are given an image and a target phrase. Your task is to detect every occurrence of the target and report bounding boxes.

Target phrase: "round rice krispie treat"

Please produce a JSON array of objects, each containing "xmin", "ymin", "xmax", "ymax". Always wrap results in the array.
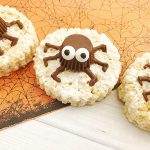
[
  {"xmin": 118, "ymin": 53, "xmax": 150, "ymax": 131},
  {"xmin": 34, "ymin": 28, "xmax": 121, "ymax": 106},
  {"xmin": 0, "ymin": 6, "xmax": 38, "ymax": 77}
]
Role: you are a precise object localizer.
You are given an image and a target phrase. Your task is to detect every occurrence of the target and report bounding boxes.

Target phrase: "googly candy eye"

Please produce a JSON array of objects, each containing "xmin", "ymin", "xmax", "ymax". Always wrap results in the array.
[
  {"xmin": 61, "ymin": 46, "xmax": 75, "ymax": 60},
  {"xmin": 75, "ymin": 48, "xmax": 89, "ymax": 62}
]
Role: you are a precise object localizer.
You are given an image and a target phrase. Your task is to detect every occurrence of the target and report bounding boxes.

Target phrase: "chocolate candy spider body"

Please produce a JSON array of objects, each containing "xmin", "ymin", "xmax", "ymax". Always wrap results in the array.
[
  {"xmin": 0, "ymin": 17, "xmax": 23, "ymax": 56},
  {"xmin": 43, "ymin": 34, "xmax": 109, "ymax": 86}
]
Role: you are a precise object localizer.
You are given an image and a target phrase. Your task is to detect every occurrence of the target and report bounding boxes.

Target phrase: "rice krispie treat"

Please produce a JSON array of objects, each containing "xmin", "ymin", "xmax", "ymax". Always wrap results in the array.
[
  {"xmin": 0, "ymin": 6, "xmax": 38, "ymax": 77},
  {"xmin": 34, "ymin": 28, "xmax": 121, "ymax": 106},
  {"xmin": 118, "ymin": 53, "xmax": 150, "ymax": 131}
]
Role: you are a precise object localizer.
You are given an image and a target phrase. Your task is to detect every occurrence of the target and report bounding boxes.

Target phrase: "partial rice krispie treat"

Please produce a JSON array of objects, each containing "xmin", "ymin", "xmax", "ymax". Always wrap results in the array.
[
  {"xmin": 0, "ymin": 5, "xmax": 38, "ymax": 77},
  {"xmin": 118, "ymin": 53, "xmax": 150, "ymax": 131},
  {"xmin": 34, "ymin": 28, "xmax": 121, "ymax": 106}
]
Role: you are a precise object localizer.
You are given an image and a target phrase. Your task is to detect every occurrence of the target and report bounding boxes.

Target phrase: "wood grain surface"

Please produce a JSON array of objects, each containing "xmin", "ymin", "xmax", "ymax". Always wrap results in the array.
[{"xmin": 1, "ymin": 0, "xmax": 150, "ymax": 129}]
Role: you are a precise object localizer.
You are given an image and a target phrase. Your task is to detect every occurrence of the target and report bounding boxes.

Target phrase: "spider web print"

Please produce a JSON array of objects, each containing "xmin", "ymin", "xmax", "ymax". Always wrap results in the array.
[{"xmin": 0, "ymin": 0, "xmax": 150, "ymax": 129}]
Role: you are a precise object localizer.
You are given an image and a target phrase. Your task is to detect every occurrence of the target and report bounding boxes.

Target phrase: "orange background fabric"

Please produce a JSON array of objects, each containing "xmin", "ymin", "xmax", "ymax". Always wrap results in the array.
[{"xmin": 0, "ymin": 0, "xmax": 149, "ymax": 129}]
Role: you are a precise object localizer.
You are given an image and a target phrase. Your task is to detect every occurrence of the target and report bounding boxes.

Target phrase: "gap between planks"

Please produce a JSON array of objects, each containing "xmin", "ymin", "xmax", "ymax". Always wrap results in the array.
[
  {"xmin": 36, "ymin": 91, "xmax": 150, "ymax": 150},
  {"xmin": 0, "ymin": 120, "xmax": 113, "ymax": 150}
]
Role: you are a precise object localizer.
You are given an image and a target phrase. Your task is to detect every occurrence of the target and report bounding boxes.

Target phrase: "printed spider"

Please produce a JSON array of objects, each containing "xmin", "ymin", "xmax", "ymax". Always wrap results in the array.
[
  {"xmin": 43, "ymin": 34, "xmax": 109, "ymax": 86},
  {"xmin": 138, "ymin": 63, "xmax": 150, "ymax": 101},
  {"xmin": 0, "ymin": 17, "xmax": 23, "ymax": 56}
]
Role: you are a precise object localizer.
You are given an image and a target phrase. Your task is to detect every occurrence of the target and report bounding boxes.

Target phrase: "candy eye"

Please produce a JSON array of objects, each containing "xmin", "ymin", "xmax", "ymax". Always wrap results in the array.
[
  {"xmin": 62, "ymin": 46, "xmax": 75, "ymax": 60},
  {"xmin": 75, "ymin": 48, "xmax": 89, "ymax": 62}
]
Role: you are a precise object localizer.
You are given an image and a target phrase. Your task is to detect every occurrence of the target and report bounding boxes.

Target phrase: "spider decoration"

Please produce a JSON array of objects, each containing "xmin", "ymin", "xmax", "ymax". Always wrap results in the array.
[
  {"xmin": 138, "ymin": 63, "xmax": 150, "ymax": 101},
  {"xmin": 0, "ymin": 17, "xmax": 23, "ymax": 56},
  {"xmin": 43, "ymin": 34, "xmax": 109, "ymax": 86}
]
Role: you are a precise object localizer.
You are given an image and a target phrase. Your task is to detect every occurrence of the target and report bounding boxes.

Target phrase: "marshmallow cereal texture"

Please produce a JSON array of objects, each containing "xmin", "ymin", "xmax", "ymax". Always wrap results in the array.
[
  {"xmin": 0, "ymin": 6, "xmax": 38, "ymax": 77},
  {"xmin": 34, "ymin": 28, "xmax": 121, "ymax": 106},
  {"xmin": 118, "ymin": 53, "xmax": 150, "ymax": 131}
]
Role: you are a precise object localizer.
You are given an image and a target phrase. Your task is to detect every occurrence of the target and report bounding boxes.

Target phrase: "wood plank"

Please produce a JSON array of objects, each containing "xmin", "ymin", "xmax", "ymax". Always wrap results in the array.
[
  {"xmin": 37, "ymin": 91, "xmax": 150, "ymax": 150},
  {"xmin": 0, "ymin": 120, "xmax": 113, "ymax": 150}
]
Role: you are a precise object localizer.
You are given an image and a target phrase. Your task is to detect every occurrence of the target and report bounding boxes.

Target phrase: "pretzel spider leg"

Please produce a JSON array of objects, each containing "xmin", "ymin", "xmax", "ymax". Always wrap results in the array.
[
  {"xmin": 93, "ymin": 58, "xmax": 108, "ymax": 72},
  {"xmin": 143, "ymin": 91, "xmax": 150, "ymax": 102},
  {"xmin": 144, "ymin": 63, "xmax": 150, "ymax": 69},
  {"xmin": 44, "ymin": 43, "xmax": 60, "ymax": 52},
  {"xmin": 43, "ymin": 53, "xmax": 60, "ymax": 67},
  {"xmin": 138, "ymin": 76, "xmax": 150, "ymax": 101},
  {"xmin": 0, "ymin": 48, "xmax": 4, "ymax": 56},
  {"xmin": 8, "ymin": 20, "xmax": 23, "ymax": 29},
  {"xmin": 85, "ymin": 68, "xmax": 98, "ymax": 86},
  {"xmin": 93, "ymin": 44, "xmax": 107, "ymax": 53},
  {"xmin": 51, "ymin": 66, "xmax": 65, "ymax": 82},
  {"xmin": 2, "ymin": 33, "xmax": 18, "ymax": 46},
  {"xmin": 138, "ymin": 76, "xmax": 150, "ymax": 86}
]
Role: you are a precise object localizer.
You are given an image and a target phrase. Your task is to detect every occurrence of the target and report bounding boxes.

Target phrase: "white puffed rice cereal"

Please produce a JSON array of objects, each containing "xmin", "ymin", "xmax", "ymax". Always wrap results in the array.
[
  {"xmin": 0, "ymin": 5, "xmax": 38, "ymax": 77},
  {"xmin": 34, "ymin": 28, "xmax": 121, "ymax": 106},
  {"xmin": 118, "ymin": 53, "xmax": 150, "ymax": 131}
]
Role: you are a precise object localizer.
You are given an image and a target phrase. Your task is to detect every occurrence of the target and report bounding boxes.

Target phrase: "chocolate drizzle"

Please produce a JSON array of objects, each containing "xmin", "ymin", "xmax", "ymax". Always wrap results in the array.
[
  {"xmin": 138, "ymin": 64, "xmax": 150, "ymax": 101},
  {"xmin": 0, "ymin": 17, "xmax": 24, "ymax": 56},
  {"xmin": 43, "ymin": 34, "xmax": 109, "ymax": 86}
]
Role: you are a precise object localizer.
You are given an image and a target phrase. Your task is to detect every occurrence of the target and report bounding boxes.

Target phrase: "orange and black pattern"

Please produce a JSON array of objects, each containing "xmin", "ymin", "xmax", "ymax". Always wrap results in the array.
[{"xmin": 0, "ymin": 0, "xmax": 150, "ymax": 129}]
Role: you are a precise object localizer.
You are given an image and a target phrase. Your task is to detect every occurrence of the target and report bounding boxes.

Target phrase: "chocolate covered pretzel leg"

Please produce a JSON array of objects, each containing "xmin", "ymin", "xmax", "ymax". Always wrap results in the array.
[
  {"xmin": 51, "ymin": 66, "xmax": 65, "ymax": 82},
  {"xmin": 144, "ymin": 63, "xmax": 150, "ymax": 69},
  {"xmin": 85, "ymin": 68, "xmax": 98, "ymax": 86},
  {"xmin": 43, "ymin": 53, "xmax": 60, "ymax": 67},
  {"xmin": 93, "ymin": 58, "xmax": 108, "ymax": 72},
  {"xmin": 93, "ymin": 44, "xmax": 107, "ymax": 53},
  {"xmin": 0, "ymin": 48, "xmax": 4, "ymax": 56},
  {"xmin": 2, "ymin": 33, "xmax": 18, "ymax": 46},
  {"xmin": 138, "ymin": 76, "xmax": 150, "ymax": 101},
  {"xmin": 143, "ymin": 91, "xmax": 150, "ymax": 102},
  {"xmin": 44, "ymin": 43, "xmax": 60, "ymax": 52},
  {"xmin": 8, "ymin": 20, "xmax": 23, "ymax": 29},
  {"xmin": 138, "ymin": 76, "xmax": 150, "ymax": 86}
]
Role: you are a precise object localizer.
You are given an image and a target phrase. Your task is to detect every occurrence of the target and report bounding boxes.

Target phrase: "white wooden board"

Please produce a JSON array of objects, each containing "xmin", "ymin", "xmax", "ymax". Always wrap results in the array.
[
  {"xmin": 0, "ymin": 91, "xmax": 150, "ymax": 150},
  {"xmin": 0, "ymin": 120, "xmax": 113, "ymax": 150},
  {"xmin": 36, "ymin": 91, "xmax": 150, "ymax": 150}
]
